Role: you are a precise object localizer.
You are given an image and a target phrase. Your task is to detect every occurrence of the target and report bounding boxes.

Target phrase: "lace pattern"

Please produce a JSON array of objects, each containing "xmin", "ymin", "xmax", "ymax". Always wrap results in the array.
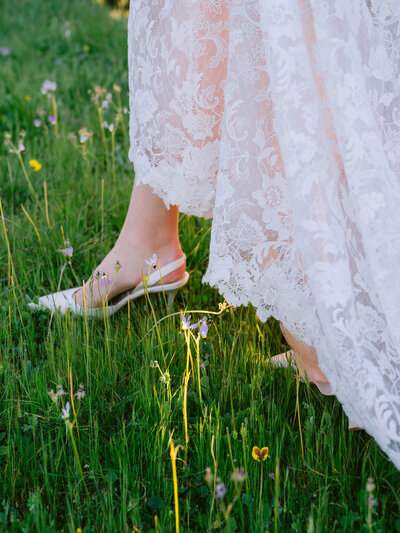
[{"xmin": 128, "ymin": 0, "xmax": 400, "ymax": 468}]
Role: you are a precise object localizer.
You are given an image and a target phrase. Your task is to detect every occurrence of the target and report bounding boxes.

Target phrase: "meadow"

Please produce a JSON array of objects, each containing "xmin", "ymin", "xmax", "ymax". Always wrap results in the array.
[{"xmin": 1, "ymin": 0, "xmax": 399, "ymax": 531}]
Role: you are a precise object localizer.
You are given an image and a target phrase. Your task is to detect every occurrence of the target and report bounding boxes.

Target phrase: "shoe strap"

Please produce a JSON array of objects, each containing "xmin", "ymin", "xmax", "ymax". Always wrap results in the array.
[{"xmin": 142, "ymin": 255, "xmax": 186, "ymax": 288}]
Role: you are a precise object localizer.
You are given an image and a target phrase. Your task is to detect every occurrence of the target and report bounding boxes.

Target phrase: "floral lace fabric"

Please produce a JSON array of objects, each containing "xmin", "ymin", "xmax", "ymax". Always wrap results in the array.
[{"xmin": 128, "ymin": 0, "xmax": 400, "ymax": 469}]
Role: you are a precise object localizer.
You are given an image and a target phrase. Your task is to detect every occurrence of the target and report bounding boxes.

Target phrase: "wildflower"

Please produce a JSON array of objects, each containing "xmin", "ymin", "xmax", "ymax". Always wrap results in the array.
[
  {"xmin": 123, "ymin": 107, "xmax": 128, "ymax": 114},
  {"xmin": 92, "ymin": 85, "xmax": 106, "ymax": 103},
  {"xmin": 96, "ymin": 271, "xmax": 110, "ymax": 288},
  {"xmin": 215, "ymin": 483, "xmax": 227, "ymax": 499},
  {"xmin": 200, "ymin": 363, "xmax": 205, "ymax": 370},
  {"xmin": 29, "ymin": 159, "xmax": 42, "ymax": 171},
  {"xmin": 204, "ymin": 467, "xmax": 213, "ymax": 485},
  {"xmin": 48, "ymin": 115, "xmax": 57, "ymax": 125},
  {"xmin": 101, "ymin": 121, "xmax": 114, "ymax": 133},
  {"xmin": 40, "ymin": 80, "xmax": 57, "ymax": 95},
  {"xmin": 160, "ymin": 371, "xmax": 170, "ymax": 384},
  {"xmin": 56, "ymin": 385, "xmax": 67, "ymax": 397},
  {"xmin": 58, "ymin": 240, "xmax": 73, "ymax": 257},
  {"xmin": 68, "ymin": 132, "xmax": 77, "ymax": 142},
  {"xmin": 150, "ymin": 360, "xmax": 159, "ymax": 368},
  {"xmin": 78, "ymin": 53, "xmax": 85, "ymax": 60},
  {"xmin": 0, "ymin": 47, "xmax": 10, "ymax": 56},
  {"xmin": 113, "ymin": 83, "xmax": 121, "ymax": 93},
  {"xmin": 9, "ymin": 140, "xmax": 25, "ymax": 154},
  {"xmin": 83, "ymin": 44, "xmax": 90, "ymax": 53},
  {"xmin": 368, "ymin": 496, "xmax": 378, "ymax": 507},
  {"xmin": 25, "ymin": 95, "xmax": 31, "ymax": 101},
  {"xmin": 75, "ymin": 384, "xmax": 85, "ymax": 400},
  {"xmin": 76, "ymin": 529, "xmax": 82, "ymax": 533},
  {"xmin": 231, "ymin": 468, "xmax": 247, "ymax": 483},
  {"xmin": 133, "ymin": 527, "xmax": 141, "ymax": 532},
  {"xmin": 61, "ymin": 401, "xmax": 71, "ymax": 420},
  {"xmin": 218, "ymin": 301, "xmax": 229, "ymax": 312},
  {"xmin": 101, "ymin": 100, "xmax": 109, "ymax": 109},
  {"xmin": 54, "ymin": 59, "xmax": 61, "ymax": 66},
  {"xmin": 366, "ymin": 478, "xmax": 375, "ymax": 493},
  {"xmin": 252, "ymin": 446, "xmax": 269, "ymax": 462},
  {"xmin": 269, "ymin": 472, "xmax": 275, "ymax": 479},
  {"xmin": 65, "ymin": 29, "xmax": 71, "ymax": 38},
  {"xmin": 33, "ymin": 119, "xmax": 42, "ymax": 127},
  {"xmin": 199, "ymin": 319, "xmax": 209, "ymax": 338},
  {"xmin": 78, "ymin": 127, "xmax": 93, "ymax": 143},
  {"xmin": 145, "ymin": 253, "xmax": 158, "ymax": 269},
  {"xmin": 181, "ymin": 314, "xmax": 200, "ymax": 331},
  {"xmin": 48, "ymin": 389, "xmax": 58, "ymax": 404}
]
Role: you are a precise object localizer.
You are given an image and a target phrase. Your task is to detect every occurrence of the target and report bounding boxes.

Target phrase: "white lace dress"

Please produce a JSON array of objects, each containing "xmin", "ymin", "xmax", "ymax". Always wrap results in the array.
[{"xmin": 128, "ymin": 0, "xmax": 400, "ymax": 469}]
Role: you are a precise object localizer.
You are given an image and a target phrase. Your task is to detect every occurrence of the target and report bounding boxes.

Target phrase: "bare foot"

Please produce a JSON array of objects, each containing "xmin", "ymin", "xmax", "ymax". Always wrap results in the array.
[
  {"xmin": 279, "ymin": 323, "xmax": 329, "ymax": 385},
  {"xmin": 73, "ymin": 243, "xmax": 186, "ymax": 308}
]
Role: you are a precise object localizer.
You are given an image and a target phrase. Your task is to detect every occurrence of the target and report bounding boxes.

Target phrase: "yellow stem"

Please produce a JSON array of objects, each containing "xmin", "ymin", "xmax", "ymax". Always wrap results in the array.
[
  {"xmin": 20, "ymin": 203, "xmax": 41, "ymax": 244},
  {"xmin": 170, "ymin": 439, "xmax": 181, "ymax": 533}
]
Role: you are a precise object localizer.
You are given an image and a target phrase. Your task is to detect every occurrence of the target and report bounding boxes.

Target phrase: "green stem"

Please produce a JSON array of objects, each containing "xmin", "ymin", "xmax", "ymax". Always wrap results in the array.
[
  {"xmin": 67, "ymin": 422, "xmax": 89, "ymax": 498},
  {"xmin": 258, "ymin": 463, "xmax": 263, "ymax": 520}
]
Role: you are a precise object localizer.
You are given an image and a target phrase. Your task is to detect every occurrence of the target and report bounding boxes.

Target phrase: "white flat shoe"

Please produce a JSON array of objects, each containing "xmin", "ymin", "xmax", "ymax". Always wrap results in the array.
[
  {"xmin": 28, "ymin": 255, "xmax": 189, "ymax": 319},
  {"xmin": 267, "ymin": 350, "xmax": 362, "ymax": 431}
]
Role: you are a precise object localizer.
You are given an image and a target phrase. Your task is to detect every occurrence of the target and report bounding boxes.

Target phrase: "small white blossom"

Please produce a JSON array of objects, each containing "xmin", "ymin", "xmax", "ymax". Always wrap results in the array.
[
  {"xmin": 145, "ymin": 254, "xmax": 158, "ymax": 269},
  {"xmin": 40, "ymin": 80, "xmax": 57, "ymax": 95},
  {"xmin": 61, "ymin": 401, "xmax": 71, "ymax": 420}
]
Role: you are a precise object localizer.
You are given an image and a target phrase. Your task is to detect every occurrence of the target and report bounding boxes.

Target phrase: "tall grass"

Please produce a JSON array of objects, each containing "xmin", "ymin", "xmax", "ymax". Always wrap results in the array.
[{"xmin": 0, "ymin": 0, "xmax": 399, "ymax": 531}]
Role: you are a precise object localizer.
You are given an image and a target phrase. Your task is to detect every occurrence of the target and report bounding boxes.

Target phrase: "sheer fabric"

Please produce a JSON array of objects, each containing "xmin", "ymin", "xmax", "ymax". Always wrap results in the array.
[{"xmin": 128, "ymin": 0, "xmax": 400, "ymax": 468}]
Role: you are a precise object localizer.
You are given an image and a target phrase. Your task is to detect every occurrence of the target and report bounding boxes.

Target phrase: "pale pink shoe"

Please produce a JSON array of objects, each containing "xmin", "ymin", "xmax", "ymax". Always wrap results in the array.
[{"xmin": 28, "ymin": 255, "xmax": 189, "ymax": 319}]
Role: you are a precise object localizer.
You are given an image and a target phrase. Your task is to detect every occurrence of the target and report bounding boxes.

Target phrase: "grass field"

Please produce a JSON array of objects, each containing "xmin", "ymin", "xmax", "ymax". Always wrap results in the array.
[{"xmin": 1, "ymin": 1, "xmax": 400, "ymax": 531}]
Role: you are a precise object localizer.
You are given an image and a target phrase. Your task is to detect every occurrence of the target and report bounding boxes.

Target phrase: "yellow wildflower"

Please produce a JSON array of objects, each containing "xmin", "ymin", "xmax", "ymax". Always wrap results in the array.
[
  {"xmin": 25, "ymin": 95, "xmax": 31, "ymax": 101},
  {"xmin": 252, "ymin": 446, "xmax": 269, "ymax": 462},
  {"xmin": 29, "ymin": 159, "xmax": 42, "ymax": 171}
]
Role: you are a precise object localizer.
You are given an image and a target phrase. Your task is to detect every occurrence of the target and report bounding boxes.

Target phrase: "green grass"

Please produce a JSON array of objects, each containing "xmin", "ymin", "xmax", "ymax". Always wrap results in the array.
[{"xmin": 1, "ymin": 1, "xmax": 399, "ymax": 531}]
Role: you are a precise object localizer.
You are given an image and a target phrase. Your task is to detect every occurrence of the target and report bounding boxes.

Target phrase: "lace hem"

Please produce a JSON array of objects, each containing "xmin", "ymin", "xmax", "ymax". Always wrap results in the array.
[{"xmin": 128, "ymin": 149, "xmax": 215, "ymax": 219}]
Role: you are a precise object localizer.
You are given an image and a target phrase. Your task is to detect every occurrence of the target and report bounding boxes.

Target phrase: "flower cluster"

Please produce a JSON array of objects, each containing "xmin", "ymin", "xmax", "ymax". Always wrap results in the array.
[
  {"xmin": 78, "ymin": 127, "xmax": 93, "ymax": 144},
  {"xmin": 48, "ymin": 384, "xmax": 67, "ymax": 404},
  {"xmin": 181, "ymin": 313, "xmax": 209, "ymax": 338},
  {"xmin": 96, "ymin": 271, "xmax": 110, "ymax": 288},
  {"xmin": 4, "ymin": 131, "xmax": 25, "ymax": 154},
  {"xmin": 41, "ymin": 80, "xmax": 57, "ymax": 95},
  {"xmin": 57, "ymin": 239, "xmax": 73, "ymax": 257}
]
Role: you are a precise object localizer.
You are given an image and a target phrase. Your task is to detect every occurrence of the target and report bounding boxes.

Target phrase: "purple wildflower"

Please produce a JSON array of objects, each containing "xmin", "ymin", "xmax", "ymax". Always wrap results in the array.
[
  {"xmin": 33, "ymin": 119, "xmax": 42, "ymax": 127},
  {"xmin": 61, "ymin": 402, "xmax": 70, "ymax": 420},
  {"xmin": 54, "ymin": 59, "xmax": 61, "ymax": 66},
  {"xmin": 78, "ymin": 53, "xmax": 85, "ymax": 59},
  {"xmin": 40, "ymin": 80, "xmax": 56, "ymax": 95},
  {"xmin": 215, "ymin": 483, "xmax": 227, "ymax": 499},
  {"xmin": 62, "ymin": 246, "xmax": 73, "ymax": 257},
  {"xmin": 181, "ymin": 314, "xmax": 200, "ymax": 331},
  {"xmin": 199, "ymin": 320, "xmax": 209, "ymax": 338},
  {"xmin": 48, "ymin": 115, "xmax": 57, "ymax": 125},
  {"xmin": 269, "ymin": 472, "xmax": 275, "ymax": 479},
  {"xmin": 96, "ymin": 272, "xmax": 110, "ymax": 288},
  {"xmin": 64, "ymin": 29, "xmax": 71, "ymax": 38},
  {"xmin": 0, "ymin": 47, "xmax": 10, "ymax": 56},
  {"xmin": 145, "ymin": 253, "xmax": 158, "ymax": 269}
]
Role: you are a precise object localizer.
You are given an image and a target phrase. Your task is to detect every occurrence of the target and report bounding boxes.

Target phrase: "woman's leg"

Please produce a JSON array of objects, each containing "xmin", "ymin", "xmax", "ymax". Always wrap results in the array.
[
  {"xmin": 279, "ymin": 323, "xmax": 329, "ymax": 385},
  {"xmin": 73, "ymin": 183, "xmax": 186, "ymax": 307}
]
